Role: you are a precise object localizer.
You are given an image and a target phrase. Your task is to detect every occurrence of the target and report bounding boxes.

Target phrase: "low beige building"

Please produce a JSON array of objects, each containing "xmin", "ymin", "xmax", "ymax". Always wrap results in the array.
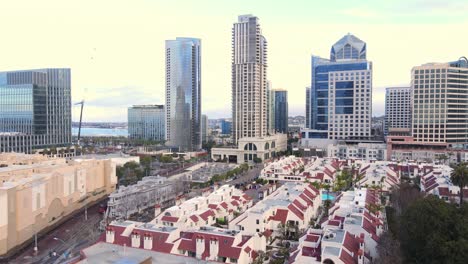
[
  {"xmin": 0, "ymin": 153, "xmax": 120, "ymax": 256},
  {"xmin": 211, "ymin": 134, "xmax": 287, "ymax": 164}
]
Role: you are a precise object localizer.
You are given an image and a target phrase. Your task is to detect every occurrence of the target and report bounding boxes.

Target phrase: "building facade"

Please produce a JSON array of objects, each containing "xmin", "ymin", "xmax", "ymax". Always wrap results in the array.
[
  {"xmin": 305, "ymin": 87, "xmax": 311, "ymax": 128},
  {"xmin": 267, "ymin": 81, "xmax": 275, "ymax": 134},
  {"xmin": 307, "ymin": 34, "xmax": 372, "ymax": 141},
  {"xmin": 385, "ymin": 87, "xmax": 412, "ymax": 135},
  {"xmin": 128, "ymin": 105, "xmax": 165, "ymax": 141},
  {"xmin": 201, "ymin": 114, "xmax": 208, "ymax": 143},
  {"xmin": 211, "ymin": 134, "xmax": 287, "ymax": 164},
  {"xmin": 273, "ymin": 89, "xmax": 288, "ymax": 134},
  {"xmin": 411, "ymin": 57, "xmax": 468, "ymax": 149},
  {"xmin": 0, "ymin": 153, "xmax": 119, "ymax": 256},
  {"xmin": 220, "ymin": 119, "xmax": 232, "ymax": 135},
  {"xmin": 0, "ymin": 68, "xmax": 71, "ymax": 153},
  {"xmin": 165, "ymin": 38, "xmax": 202, "ymax": 151},
  {"xmin": 232, "ymin": 15, "xmax": 268, "ymax": 144}
]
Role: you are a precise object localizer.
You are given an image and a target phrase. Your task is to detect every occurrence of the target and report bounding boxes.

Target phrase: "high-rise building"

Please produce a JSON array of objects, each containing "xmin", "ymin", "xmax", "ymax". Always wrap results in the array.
[
  {"xmin": 220, "ymin": 119, "xmax": 232, "ymax": 135},
  {"xmin": 385, "ymin": 87, "xmax": 412, "ymax": 135},
  {"xmin": 267, "ymin": 81, "xmax": 275, "ymax": 134},
  {"xmin": 128, "ymin": 105, "xmax": 165, "ymax": 141},
  {"xmin": 232, "ymin": 14, "xmax": 268, "ymax": 143},
  {"xmin": 273, "ymin": 89, "xmax": 288, "ymax": 133},
  {"xmin": 165, "ymin": 38, "xmax": 202, "ymax": 151},
  {"xmin": 305, "ymin": 87, "xmax": 311, "ymax": 128},
  {"xmin": 0, "ymin": 68, "xmax": 71, "ymax": 153},
  {"xmin": 411, "ymin": 57, "xmax": 468, "ymax": 149},
  {"xmin": 201, "ymin": 114, "xmax": 208, "ymax": 143},
  {"xmin": 307, "ymin": 34, "xmax": 372, "ymax": 140}
]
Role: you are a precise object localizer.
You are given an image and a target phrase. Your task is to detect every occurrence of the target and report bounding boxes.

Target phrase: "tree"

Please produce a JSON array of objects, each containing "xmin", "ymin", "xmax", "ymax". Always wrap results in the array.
[
  {"xmin": 399, "ymin": 196, "xmax": 468, "ymax": 264},
  {"xmin": 159, "ymin": 155, "xmax": 173, "ymax": 163},
  {"xmin": 450, "ymin": 162, "xmax": 468, "ymax": 206},
  {"xmin": 375, "ymin": 232, "xmax": 402, "ymax": 264},
  {"xmin": 253, "ymin": 157, "xmax": 262, "ymax": 164}
]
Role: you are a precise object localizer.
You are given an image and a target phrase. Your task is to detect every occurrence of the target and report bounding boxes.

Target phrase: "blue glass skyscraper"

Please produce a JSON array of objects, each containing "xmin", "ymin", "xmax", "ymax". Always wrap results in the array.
[
  {"xmin": 165, "ymin": 38, "xmax": 201, "ymax": 151},
  {"xmin": 274, "ymin": 89, "xmax": 288, "ymax": 133},
  {"xmin": 306, "ymin": 34, "xmax": 372, "ymax": 140}
]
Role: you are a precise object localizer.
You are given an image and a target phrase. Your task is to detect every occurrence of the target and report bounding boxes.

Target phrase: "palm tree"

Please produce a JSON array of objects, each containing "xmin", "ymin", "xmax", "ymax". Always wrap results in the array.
[{"xmin": 450, "ymin": 162, "xmax": 468, "ymax": 206}]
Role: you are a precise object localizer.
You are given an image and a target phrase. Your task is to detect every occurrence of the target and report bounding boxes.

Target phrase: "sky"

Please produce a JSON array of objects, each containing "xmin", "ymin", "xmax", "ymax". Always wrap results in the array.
[{"xmin": 0, "ymin": 0, "xmax": 467, "ymax": 122}]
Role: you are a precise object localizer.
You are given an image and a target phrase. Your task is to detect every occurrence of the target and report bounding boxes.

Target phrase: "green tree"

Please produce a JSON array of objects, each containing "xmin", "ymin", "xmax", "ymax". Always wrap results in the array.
[
  {"xmin": 451, "ymin": 162, "xmax": 468, "ymax": 206},
  {"xmin": 160, "ymin": 155, "xmax": 173, "ymax": 163},
  {"xmin": 400, "ymin": 196, "xmax": 468, "ymax": 263}
]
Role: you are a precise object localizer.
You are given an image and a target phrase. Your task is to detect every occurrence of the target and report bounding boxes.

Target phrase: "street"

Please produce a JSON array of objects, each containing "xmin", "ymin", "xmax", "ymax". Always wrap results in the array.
[{"xmin": 8, "ymin": 202, "xmax": 104, "ymax": 264}]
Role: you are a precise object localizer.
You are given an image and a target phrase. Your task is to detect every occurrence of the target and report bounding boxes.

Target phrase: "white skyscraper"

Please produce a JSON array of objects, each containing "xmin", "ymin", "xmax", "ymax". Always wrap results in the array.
[{"xmin": 231, "ymin": 14, "xmax": 268, "ymax": 144}]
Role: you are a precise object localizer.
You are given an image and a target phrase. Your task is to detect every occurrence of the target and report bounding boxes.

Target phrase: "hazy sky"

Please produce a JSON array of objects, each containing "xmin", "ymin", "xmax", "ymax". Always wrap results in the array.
[{"xmin": 0, "ymin": 0, "xmax": 467, "ymax": 122}]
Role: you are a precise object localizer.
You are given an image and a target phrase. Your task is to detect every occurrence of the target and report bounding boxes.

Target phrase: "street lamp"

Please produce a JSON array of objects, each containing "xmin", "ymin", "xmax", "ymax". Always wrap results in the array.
[
  {"xmin": 53, "ymin": 237, "xmax": 70, "ymax": 258},
  {"xmin": 53, "ymin": 237, "xmax": 66, "ymax": 245}
]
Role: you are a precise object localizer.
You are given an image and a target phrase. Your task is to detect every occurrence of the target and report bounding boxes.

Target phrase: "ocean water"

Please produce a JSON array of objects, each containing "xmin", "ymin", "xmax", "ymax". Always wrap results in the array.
[{"xmin": 72, "ymin": 127, "xmax": 128, "ymax": 137}]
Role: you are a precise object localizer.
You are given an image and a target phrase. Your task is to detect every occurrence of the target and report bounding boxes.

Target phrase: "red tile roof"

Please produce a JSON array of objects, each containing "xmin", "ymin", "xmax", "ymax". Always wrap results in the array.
[
  {"xmin": 231, "ymin": 200, "xmax": 240, "ymax": 206},
  {"xmin": 199, "ymin": 210, "xmax": 215, "ymax": 221},
  {"xmin": 242, "ymin": 194, "xmax": 253, "ymax": 200},
  {"xmin": 220, "ymin": 202, "xmax": 228, "ymax": 209},
  {"xmin": 288, "ymin": 204, "xmax": 304, "ymax": 220},
  {"xmin": 161, "ymin": 215, "xmax": 179, "ymax": 223},
  {"xmin": 305, "ymin": 234, "xmax": 320, "ymax": 243},
  {"xmin": 190, "ymin": 215, "xmax": 199, "ymax": 223},
  {"xmin": 269, "ymin": 209, "xmax": 289, "ymax": 224},
  {"xmin": 339, "ymin": 247, "xmax": 357, "ymax": 264},
  {"xmin": 293, "ymin": 199, "xmax": 307, "ymax": 211},
  {"xmin": 244, "ymin": 246, "xmax": 252, "ymax": 253},
  {"xmin": 343, "ymin": 232, "xmax": 359, "ymax": 255},
  {"xmin": 208, "ymin": 204, "xmax": 218, "ymax": 210}
]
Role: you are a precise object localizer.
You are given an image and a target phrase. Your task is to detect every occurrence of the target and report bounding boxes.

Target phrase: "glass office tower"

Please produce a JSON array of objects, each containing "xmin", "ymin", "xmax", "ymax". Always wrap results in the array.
[
  {"xmin": 0, "ymin": 68, "xmax": 71, "ymax": 153},
  {"xmin": 274, "ymin": 89, "xmax": 288, "ymax": 133},
  {"xmin": 128, "ymin": 105, "xmax": 165, "ymax": 141},
  {"xmin": 165, "ymin": 38, "xmax": 202, "ymax": 151},
  {"xmin": 308, "ymin": 34, "xmax": 372, "ymax": 140}
]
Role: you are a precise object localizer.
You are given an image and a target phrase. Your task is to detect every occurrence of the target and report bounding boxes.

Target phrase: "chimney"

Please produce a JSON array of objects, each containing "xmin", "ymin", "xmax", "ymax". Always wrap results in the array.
[
  {"xmin": 209, "ymin": 238, "xmax": 219, "ymax": 260},
  {"xmin": 131, "ymin": 232, "xmax": 141, "ymax": 248},
  {"xmin": 155, "ymin": 204, "xmax": 161, "ymax": 216},
  {"xmin": 105, "ymin": 227, "xmax": 115, "ymax": 243},
  {"xmin": 143, "ymin": 233, "xmax": 153, "ymax": 250},
  {"xmin": 196, "ymin": 235, "xmax": 205, "ymax": 259},
  {"xmin": 376, "ymin": 224, "xmax": 383, "ymax": 236}
]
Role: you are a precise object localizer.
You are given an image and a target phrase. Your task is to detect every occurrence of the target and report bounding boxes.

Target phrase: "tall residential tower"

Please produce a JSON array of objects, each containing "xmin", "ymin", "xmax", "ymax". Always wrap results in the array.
[
  {"xmin": 232, "ymin": 14, "xmax": 268, "ymax": 143},
  {"xmin": 165, "ymin": 38, "xmax": 202, "ymax": 151}
]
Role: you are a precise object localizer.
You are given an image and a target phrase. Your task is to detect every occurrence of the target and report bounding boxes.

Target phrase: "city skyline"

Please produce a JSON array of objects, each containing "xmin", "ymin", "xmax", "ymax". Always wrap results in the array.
[{"xmin": 0, "ymin": 0, "xmax": 466, "ymax": 122}]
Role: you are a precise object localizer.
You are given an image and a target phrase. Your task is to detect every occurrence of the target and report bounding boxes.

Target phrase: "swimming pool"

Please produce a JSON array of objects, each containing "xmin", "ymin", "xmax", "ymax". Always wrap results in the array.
[{"xmin": 322, "ymin": 193, "xmax": 335, "ymax": 201}]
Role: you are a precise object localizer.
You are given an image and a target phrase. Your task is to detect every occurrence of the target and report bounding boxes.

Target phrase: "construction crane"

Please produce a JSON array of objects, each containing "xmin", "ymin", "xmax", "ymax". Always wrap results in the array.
[{"xmin": 75, "ymin": 100, "xmax": 85, "ymax": 145}]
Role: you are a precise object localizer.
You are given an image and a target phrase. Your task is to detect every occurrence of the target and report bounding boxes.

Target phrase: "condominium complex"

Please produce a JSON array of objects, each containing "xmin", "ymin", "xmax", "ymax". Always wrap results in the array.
[
  {"xmin": 128, "ymin": 105, "xmax": 165, "ymax": 141},
  {"xmin": 232, "ymin": 14, "xmax": 268, "ymax": 143},
  {"xmin": 385, "ymin": 87, "xmax": 412, "ymax": 135},
  {"xmin": 165, "ymin": 37, "xmax": 202, "ymax": 151},
  {"xmin": 0, "ymin": 153, "xmax": 120, "ymax": 256},
  {"xmin": 0, "ymin": 68, "xmax": 71, "ymax": 153},
  {"xmin": 307, "ymin": 34, "xmax": 372, "ymax": 141},
  {"xmin": 273, "ymin": 89, "xmax": 288, "ymax": 133},
  {"xmin": 411, "ymin": 57, "xmax": 468, "ymax": 149}
]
